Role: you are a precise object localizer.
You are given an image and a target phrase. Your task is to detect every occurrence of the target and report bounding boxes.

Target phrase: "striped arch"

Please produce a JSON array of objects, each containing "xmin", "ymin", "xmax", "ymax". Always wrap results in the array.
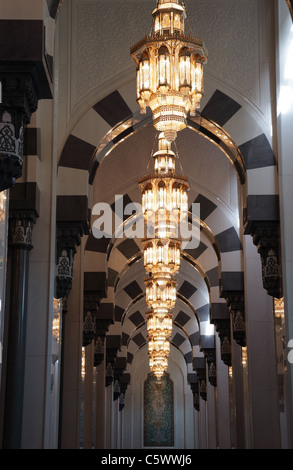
[
  {"xmin": 57, "ymin": 81, "xmax": 276, "ymax": 300},
  {"xmin": 57, "ymin": 78, "xmax": 278, "ymax": 391},
  {"xmin": 85, "ymin": 189, "xmax": 242, "ymax": 381},
  {"xmin": 58, "ymin": 82, "xmax": 277, "ymax": 203}
]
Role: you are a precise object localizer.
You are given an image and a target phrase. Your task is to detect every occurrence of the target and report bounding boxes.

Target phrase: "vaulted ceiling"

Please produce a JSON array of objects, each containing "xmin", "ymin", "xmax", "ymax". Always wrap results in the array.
[{"xmin": 56, "ymin": 0, "xmax": 279, "ymax": 395}]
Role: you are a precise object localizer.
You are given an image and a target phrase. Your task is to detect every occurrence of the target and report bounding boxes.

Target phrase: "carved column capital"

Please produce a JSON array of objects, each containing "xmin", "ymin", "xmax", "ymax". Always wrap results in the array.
[
  {"xmin": 94, "ymin": 302, "xmax": 114, "ymax": 366},
  {"xmin": 55, "ymin": 224, "xmax": 81, "ymax": 299},
  {"xmin": 244, "ymin": 196, "xmax": 282, "ymax": 298},
  {"xmin": 105, "ymin": 335, "xmax": 121, "ymax": 387},
  {"xmin": 204, "ymin": 349, "xmax": 217, "ymax": 387},
  {"xmin": 0, "ymin": 71, "xmax": 40, "ymax": 192},
  {"xmin": 213, "ymin": 319, "xmax": 232, "ymax": 366},
  {"xmin": 94, "ymin": 335, "xmax": 104, "ymax": 367},
  {"xmin": 83, "ymin": 272, "xmax": 107, "ymax": 347},
  {"xmin": 8, "ymin": 182, "xmax": 39, "ymax": 250},
  {"xmin": 9, "ymin": 213, "xmax": 35, "ymax": 251},
  {"xmin": 192, "ymin": 384, "xmax": 200, "ymax": 411},
  {"xmin": 55, "ymin": 196, "xmax": 90, "ymax": 299},
  {"xmin": 196, "ymin": 368, "xmax": 207, "ymax": 401},
  {"xmin": 193, "ymin": 358, "xmax": 207, "ymax": 401},
  {"xmin": 223, "ymin": 291, "xmax": 246, "ymax": 347},
  {"xmin": 119, "ymin": 373, "xmax": 130, "ymax": 410},
  {"xmin": 188, "ymin": 376, "xmax": 199, "ymax": 411},
  {"xmin": 83, "ymin": 311, "xmax": 96, "ymax": 347},
  {"xmin": 83, "ymin": 293, "xmax": 100, "ymax": 347},
  {"xmin": 0, "ymin": 72, "xmax": 39, "ymax": 130},
  {"xmin": 251, "ymin": 224, "xmax": 282, "ymax": 298}
]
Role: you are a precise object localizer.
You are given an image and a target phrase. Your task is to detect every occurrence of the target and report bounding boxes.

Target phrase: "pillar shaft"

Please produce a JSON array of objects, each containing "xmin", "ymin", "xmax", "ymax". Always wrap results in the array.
[
  {"xmin": 3, "ymin": 211, "xmax": 36, "ymax": 448},
  {"xmin": 244, "ymin": 234, "xmax": 281, "ymax": 448}
]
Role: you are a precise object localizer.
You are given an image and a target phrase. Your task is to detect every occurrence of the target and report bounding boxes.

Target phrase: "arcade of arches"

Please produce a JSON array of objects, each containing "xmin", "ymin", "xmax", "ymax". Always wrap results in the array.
[{"xmin": 0, "ymin": 0, "xmax": 293, "ymax": 450}]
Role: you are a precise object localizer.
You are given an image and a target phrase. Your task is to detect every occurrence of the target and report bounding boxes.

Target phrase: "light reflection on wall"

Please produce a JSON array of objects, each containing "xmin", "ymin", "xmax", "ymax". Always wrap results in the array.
[
  {"xmin": 274, "ymin": 297, "xmax": 286, "ymax": 413},
  {"xmin": 52, "ymin": 298, "xmax": 61, "ymax": 343},
  {"xmin": 0, "ymin": 191, "xmax": 8, "ymax": 393},
  {"xmin": 278, "ymin": 24, "xmax": 293, "ymax": 116},
  {"xmin": 274, "ymin": 297, "xmax": 286, "ymax": 372},
  {"xmin": 81, "ymin": 347, "xmax": 86, "ymax": 381}
]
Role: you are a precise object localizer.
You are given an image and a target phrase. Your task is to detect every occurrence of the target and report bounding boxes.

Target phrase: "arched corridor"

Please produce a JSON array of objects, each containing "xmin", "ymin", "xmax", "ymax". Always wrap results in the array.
[{"xmin": 0, "ymin": 0, "xmax": 293, "ymax": 454}]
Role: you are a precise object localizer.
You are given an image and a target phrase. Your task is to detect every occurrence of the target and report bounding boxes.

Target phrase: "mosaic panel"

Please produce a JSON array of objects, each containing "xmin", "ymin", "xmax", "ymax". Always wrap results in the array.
[{"xmin": 144, "ymin": 373, "xmax": 174, "ymax": 447}]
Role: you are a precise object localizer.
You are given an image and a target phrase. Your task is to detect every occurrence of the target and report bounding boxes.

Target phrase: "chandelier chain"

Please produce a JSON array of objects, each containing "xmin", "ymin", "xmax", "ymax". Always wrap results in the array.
[{"xmin": 182, "ymin": 0, "xmax": 194, "ymax": 36}]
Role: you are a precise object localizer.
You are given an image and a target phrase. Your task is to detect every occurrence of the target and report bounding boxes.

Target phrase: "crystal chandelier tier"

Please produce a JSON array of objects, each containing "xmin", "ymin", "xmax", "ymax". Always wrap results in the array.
[
  {"xmin": 131, "ymin": 0, "xmax": 208, "ymax": 143},
  {"xmin": 139, "ymin": 133, "xmax": 189, "ymax": 379}
]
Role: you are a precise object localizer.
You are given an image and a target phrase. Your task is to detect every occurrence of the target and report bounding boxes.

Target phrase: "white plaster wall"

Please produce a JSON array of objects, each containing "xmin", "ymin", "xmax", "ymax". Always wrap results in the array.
[{"xmin": 276, "ymin": 0, "xmax": 293, "ymax": 449}]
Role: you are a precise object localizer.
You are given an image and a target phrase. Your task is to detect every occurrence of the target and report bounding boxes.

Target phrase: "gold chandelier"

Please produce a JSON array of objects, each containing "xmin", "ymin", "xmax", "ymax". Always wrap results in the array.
[
  {"xmin": 131, "ymin": 0, "xmax": 208, "ymax": 143},
  {"xmin": 139, "ymin": 133, "xmax": 189, "ymax": 379}
]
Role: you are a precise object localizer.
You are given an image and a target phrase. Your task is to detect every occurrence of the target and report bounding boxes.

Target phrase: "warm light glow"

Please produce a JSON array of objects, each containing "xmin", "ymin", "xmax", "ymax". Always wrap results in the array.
[
  {"xmin": 131, "ymin": 0, "xmax": 208, "ymax": 142},
  {"xmin": 242, "ymin": 346, "xmax": 247, "ymax": 367},
  {"xmin": 274, "ymin": 297, "xmax": 285, "ymax": 318},
  {"xmin": 81, "ymin": 347, "xmax": 86, "ymax": 381},
  {"xmin": 139, "ymin": 133, "xmax": 190, "ymax": 380},
  {"xmin": 133, "ymin": 3, "xmax": 200, "ymax": 377},
  {"xmin": 53, "ymin": 298, "xmax": 62, "ymax": 343}
]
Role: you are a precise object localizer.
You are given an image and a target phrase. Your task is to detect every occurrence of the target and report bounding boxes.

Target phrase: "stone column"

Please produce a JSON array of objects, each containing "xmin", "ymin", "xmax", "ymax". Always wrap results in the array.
[
  {"xmin": 83, "ymin": 342, "xmax": 94, "ymax": 449},
  {"xmin": 104, "ymin": 335, "xmax": 121, "ymax": 449},
  {"xmin": 112, "ymin": 358, "xmax": 127, "ymax": 449},
  {"xmin": 221, "ymin": 279, "xmax": 246, "ymax": 348},
  {"xmin": 193, "ymin": 358, "xmax": 207, "ymax": 448},
  {"xmin": 243, "ymin": 234, "xmax": 281, "ymax": 448},
  {"xmin": 231, "ymin": 339, "xmax": 246, "ymax": 449},
  {"xmin": 55, "ymin": 196, "xmax": 90, "ymax": 448},
  {"xmin": 95, "ymin": 354, "xmax": 106, "ymax": 449},
  {"xmin": 2, "ymin": 190, "xmax": 39, "ymax": 448},
  {"xmin": 0, "ymin": 75, "xmax": 38, "ymax": 192},
  {"xmin": 206, "ymin": 378, "xmax": 217, "ymax": 449},
  {"xmin": 201, "ymin": 337, "xmax": 217, "ymax": 449},
  {"xmin": 215, "ymin": 333, "xmax": 231, "ymax": 449},
  {"xmin": 93, "ymin": 303, "xmax": 114, "ymax": 448},
  {"xmin": 187, "ymin": 374, "xmax": 200, "ymax": 448}
]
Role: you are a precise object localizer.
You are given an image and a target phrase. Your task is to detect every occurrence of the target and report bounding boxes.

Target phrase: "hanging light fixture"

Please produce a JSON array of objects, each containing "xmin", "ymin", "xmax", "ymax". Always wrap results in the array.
[
  {"xmin": 139, "ymin": 133, "xmax": 189, "ymax": 380},
  {"xmin": 131, "ymin": 0, "xmax": 208, "ymax": 143}
]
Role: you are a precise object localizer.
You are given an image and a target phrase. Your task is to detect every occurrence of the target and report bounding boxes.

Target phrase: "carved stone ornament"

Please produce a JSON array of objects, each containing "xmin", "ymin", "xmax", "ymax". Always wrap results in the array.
[
  {"xmin": 194, "ymin": 392, "xmax": 200, "ymax": 411},
  {"xmin": 204, "ymin": 349, "xmax": 217, "ymax": 387},
  {"xmin": 195, "ymin": 368, "xmax": 207, "ymax": 401},
  {"xmin": 83, "ymin": 311, "xmax": 96, "ymax": 346},
  {"xmin": 94, "ymin": 336, "xmax": 104, "ymax": 367},
  {"xmin": 55, "ymin": 224, "xmax": 81, "ymax": 299},
  {"xmin": 190, "ymin": 382, "xmax": 199, "ymax": 411},
  {"xmin": 9, "ymin": 213, "xmax": 36, "ymax": 250},
  {"xmin": 214, "ymin": 319, "xmax": 232, "ymax": 367},
  {"xmin": 200, "ymin": 379, "xmax": 207, "ymax": 401},
  {"xmin": 0, "ymin": 112, "xmax": 23, "ymax": 192},
  {"xmin": 0, "ymin": 71, "xmax": 39, "ymax": 192},
  {"xmin": 55, "ymin": 248, "xmax": 74, "ymax": 299},
  {"xmin": 83, "ymin": 291, "xmax": 101, "ymax": 347},
  {"xmin": 119, "ymin": 393, "xmax": 125, "ymax": 412},
  {"xmin": 208, "ymin": 362, "xmax": 217, "ymax": 387},
  {"xmin": 224, "ymin": 292, "xmax": 246, "ymax": 347},
  {"xmin": 251, "ymin": 224, "xmax": 283, "ymax": 299},
  {"xmin": 113, "ymin": 379, "xmax": 121, "ymax": 401},
  {"xmin": 105, "ymin": 362, "xmax": 114, "ymax": 387}
]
